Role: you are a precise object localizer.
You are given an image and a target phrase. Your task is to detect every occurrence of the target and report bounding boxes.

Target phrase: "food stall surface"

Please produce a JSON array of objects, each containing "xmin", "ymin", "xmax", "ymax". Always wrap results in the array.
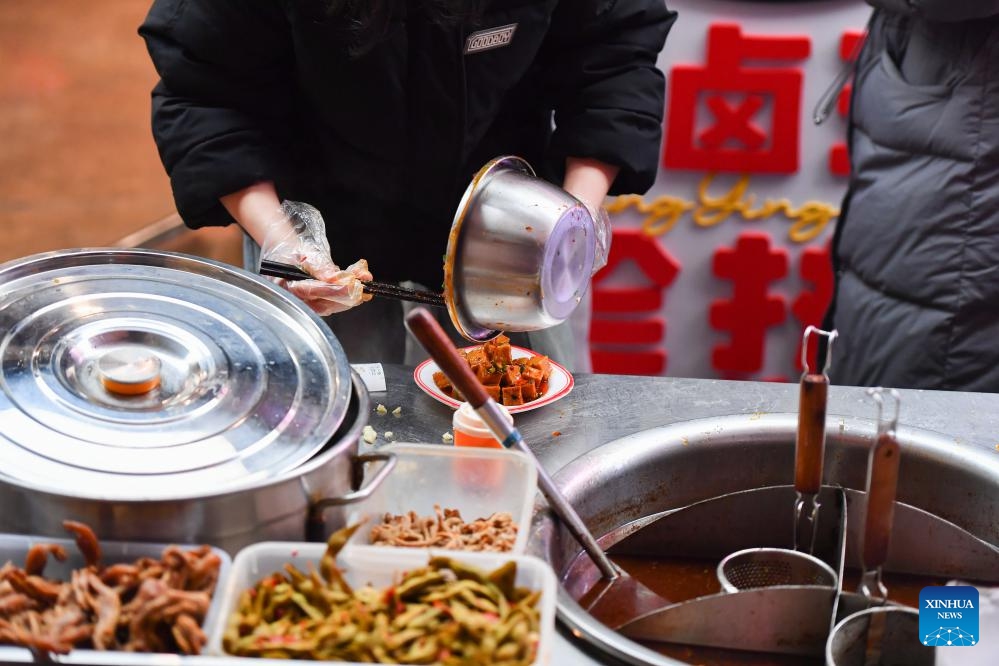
[
  {"xmin": 1, "ymin": 361, "xmax": 996, "ymax": 665},
  {"xmin": 358, "ymin": 364, "xmax": 999, "ymax": 665}
]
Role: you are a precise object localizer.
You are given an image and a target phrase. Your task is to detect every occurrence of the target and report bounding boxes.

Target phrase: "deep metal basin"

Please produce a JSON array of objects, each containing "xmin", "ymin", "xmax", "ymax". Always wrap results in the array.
[
  {"xmin": 444, "ymin": 156, "xmax": 596, "ymax": 341},
  {"xmin": 528, "ymin": 413, "xmax": 999, "ymax": 666}
]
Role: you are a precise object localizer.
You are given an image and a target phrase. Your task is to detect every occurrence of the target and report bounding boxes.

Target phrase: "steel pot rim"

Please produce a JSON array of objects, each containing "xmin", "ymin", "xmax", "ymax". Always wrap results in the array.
[
  {"xmin": 0, "ymin": 370, "xmax": 372, "ymax": 505},
  {"xmin": 444, "ymin": 156, "xmax": 533, "ymax": 342}
]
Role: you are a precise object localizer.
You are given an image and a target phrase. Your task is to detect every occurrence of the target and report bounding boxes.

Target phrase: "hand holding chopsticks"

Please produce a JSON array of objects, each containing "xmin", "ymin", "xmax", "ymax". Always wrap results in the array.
[{"xmin": 260, "ymin": 260, "xmax": 446, "ymax": 308}]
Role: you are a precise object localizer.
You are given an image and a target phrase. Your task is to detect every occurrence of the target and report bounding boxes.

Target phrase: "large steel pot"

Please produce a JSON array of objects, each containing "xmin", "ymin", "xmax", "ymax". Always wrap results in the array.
[
  {"xmin": 529, "ymin": 414, "xmax": 999, "ymax": 666},
  {"xmin": 0, "ymin": 248, "xmax": 394, "ymax": 554},
  {"xmin": 0, "ymin": 370, "xmax": 392, "ymax": 555}
]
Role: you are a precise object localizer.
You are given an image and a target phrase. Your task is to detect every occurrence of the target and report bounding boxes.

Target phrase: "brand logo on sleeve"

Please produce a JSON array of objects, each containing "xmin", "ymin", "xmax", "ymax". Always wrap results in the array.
[
  {"xmin": 919, "ymin": 586, "xmax": 979, "ymax": 647},
  {"xmin": 464, "ymin": 23, "xmax": 518, "ymax": 54}
]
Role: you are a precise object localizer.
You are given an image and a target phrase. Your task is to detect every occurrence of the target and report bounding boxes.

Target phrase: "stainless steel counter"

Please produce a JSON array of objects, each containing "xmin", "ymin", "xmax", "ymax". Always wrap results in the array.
[{"xmin": 362, "ymin": 365, "xmax": 999, "ymax": 665}]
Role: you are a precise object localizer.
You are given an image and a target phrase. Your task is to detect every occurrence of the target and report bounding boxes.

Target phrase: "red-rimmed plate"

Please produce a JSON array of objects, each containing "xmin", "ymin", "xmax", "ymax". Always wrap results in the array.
[{"xmin": 413, "ymin": 345, "xmax": 574, "ymax": 414}]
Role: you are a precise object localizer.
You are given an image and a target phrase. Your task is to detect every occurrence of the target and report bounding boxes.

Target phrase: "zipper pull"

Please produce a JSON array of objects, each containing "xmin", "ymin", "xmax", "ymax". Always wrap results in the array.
[{"xmin": 813, "ymin": 17, "xmax": 871, "ymax": 126}]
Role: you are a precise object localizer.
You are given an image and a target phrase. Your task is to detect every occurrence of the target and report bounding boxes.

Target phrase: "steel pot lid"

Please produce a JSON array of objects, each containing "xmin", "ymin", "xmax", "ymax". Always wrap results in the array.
[{"xmin": 0, "ymin": 248, "xmax": 353, "ymax": 501}]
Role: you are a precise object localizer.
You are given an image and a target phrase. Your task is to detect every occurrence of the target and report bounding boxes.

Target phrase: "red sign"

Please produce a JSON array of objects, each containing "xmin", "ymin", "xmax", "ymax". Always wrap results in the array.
[
  {"xmin": 590, "ymin": 229, "xmax": 681, "ymax": 375},
  {"xmin": 665, "ymin": 23, "xmax": 811, "ymax": 174}
]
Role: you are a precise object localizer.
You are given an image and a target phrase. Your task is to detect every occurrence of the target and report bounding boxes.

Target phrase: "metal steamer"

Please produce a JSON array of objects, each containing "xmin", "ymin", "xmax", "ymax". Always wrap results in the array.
[
  {"xmin": 531, "ymin": 368, "xmax": 999, "ymax": 663},
  {"xmin": 0, "ymin": 248, "xmax": 394, "ymax": 554}
]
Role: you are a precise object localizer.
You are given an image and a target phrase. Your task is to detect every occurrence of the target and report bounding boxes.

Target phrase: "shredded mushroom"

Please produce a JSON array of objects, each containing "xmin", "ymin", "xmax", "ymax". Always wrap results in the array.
[{"xmin": 369, "ymin": 505, "xmax": 518, "ymax": 553}]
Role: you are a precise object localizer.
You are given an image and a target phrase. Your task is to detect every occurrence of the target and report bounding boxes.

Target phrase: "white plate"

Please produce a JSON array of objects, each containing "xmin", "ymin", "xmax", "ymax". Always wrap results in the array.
[{"xmin": 414, "ymin": 345, "xmax": 573, "ymax": 414}]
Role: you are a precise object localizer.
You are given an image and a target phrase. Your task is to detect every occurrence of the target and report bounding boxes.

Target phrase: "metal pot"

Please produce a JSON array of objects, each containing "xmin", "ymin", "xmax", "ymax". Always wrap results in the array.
[
  {"xmin": 0, "ymin": 248, "xmax": 394, "ymax": 554},
  {"xmin": 0, "ymin": 371, "xmax": 393, "ymax": 555},
  {"xmin": 530, "ymin": 414, "xmax": 999, "ymax": 666},
  {"xmin": 444, "ymin": 156, "xmax": 596, "ymax": 341}
]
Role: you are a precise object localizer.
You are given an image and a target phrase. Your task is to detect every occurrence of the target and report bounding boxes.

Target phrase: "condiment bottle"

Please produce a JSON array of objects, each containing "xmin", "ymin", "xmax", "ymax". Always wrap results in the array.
[{"xmin": 452, "ymin": 401, "xmax": 513, "ymax": 448}]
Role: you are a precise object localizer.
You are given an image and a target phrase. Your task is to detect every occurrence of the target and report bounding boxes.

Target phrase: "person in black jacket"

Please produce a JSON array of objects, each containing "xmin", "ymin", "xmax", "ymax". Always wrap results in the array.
[
  {"xmin": 823, "ymin": 0, "xmax": 999, "ymax": 392},
  {"xmin": 139, "ymin": 0, "xmax": 676, "ymax": 369}
]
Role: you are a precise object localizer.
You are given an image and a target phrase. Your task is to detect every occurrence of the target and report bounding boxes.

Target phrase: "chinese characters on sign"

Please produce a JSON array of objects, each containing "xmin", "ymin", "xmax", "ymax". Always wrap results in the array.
[
  {"xmin": 664, "ymin": 23, "xmax": 811, "ymax": 174},
  {"xmin": 594, "ymin": 18, "xmax": 862, "ymax": 377},
  {"xmin": 592, "ymin": 227, "xmax": 833, "ymax": 377},
  {"xmin": 590, "ymin": 229, "xmax": 680, "ymax": 375}
]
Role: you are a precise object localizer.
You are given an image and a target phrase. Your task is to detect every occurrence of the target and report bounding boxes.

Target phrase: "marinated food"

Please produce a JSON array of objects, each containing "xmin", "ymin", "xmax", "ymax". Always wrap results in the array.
[
  {"xmin": 434, "ymin": 335, "xmax": 551, "ymax": 406},
  {"xmin": 224, "ymin": 524, "xmax": 541, "ymax": 663},
  {"xmin": 369, "ymin": 506, "xmax": 518, "ymax": 552},
  {"xmin": 0, "ymin": 520, "xmax": 221, "ymax": 655}
]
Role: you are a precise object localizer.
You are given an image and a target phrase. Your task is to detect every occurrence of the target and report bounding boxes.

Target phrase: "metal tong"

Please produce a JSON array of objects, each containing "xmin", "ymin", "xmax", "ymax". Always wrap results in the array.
[
  {"xmin": 831, "ymin": 387, "xmax": 902, "ymax": 666},
  {"xmin": 259, "ymin": 259, "xmax": 446, "ymax": 308},
  {"xmin": 795, "ymin": 326, "xmax": 838, "ymax": 555},
  {"xmin": 859, "ymin": 387, "xmax": 901, "ymax": 607}
]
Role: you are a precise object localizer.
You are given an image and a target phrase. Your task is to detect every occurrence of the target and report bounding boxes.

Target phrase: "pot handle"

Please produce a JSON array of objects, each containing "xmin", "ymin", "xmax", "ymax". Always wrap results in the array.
[{"xmin": 312, "ymin": 451, "xmax": 397, "ymax": 510}]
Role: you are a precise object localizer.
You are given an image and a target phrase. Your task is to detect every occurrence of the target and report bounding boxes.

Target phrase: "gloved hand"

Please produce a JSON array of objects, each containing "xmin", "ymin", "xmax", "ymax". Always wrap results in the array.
[
  {"xmin": 588, "ymin": 204, "xmax": 613, "ymax": 275},
  {"xmin": 260, "ymin": 201, "xmax": 373, "ymax": 316}
]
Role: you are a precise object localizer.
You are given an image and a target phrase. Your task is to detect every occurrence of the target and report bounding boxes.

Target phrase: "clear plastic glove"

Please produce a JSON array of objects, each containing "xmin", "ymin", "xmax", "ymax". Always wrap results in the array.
[
  {"xmin": 260, "ymin": 201, "xmax": 373, "ymax": 316},
  {"xmin": 588, "ymin": 205, "xmax": 613, "ymax": 274}
]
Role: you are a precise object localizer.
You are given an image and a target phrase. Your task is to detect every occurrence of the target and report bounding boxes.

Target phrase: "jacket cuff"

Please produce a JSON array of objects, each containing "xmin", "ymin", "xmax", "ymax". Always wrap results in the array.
[
  {"xmin": 548, "ymin": 108, "xmax": 664, "ymax": 195},
  {"xmin": 169, "ymin": 131, "xmax": 277, "ymax": 229}
]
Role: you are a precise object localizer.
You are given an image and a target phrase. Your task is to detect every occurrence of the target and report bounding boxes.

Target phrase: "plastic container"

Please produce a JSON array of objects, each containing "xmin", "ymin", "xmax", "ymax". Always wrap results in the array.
[
  {"xmin": 452, "ymin": 401, "xmax": 514, "ymax": 448},
  {"xmin": 209, "ymin": 542, "xmax": 557, "ymax": 665},
  {"xmin": 0, "ymin": 531, "xmax": 231, "ymax": 664},
  {"xmin": 344, "ymin": 443, "xmax": 537, "ymax": 555}
]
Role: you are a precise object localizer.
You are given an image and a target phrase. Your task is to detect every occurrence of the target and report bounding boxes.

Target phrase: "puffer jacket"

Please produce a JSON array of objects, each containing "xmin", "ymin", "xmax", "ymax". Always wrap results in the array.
[
  {"xmin": 139, "ymin": 0, "xmax": 676, "ymax": 287},
  {"xmin": 826, "ymin": 0, "xmax": 999, "ymax": 392}
]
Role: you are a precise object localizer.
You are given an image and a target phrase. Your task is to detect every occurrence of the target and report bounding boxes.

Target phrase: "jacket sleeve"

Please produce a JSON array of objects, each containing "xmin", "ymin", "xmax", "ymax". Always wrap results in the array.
[
  {"xmin": 868, "ymin": 0, "xmax": 999, "ymax": 20},
  {"xmin": 540, "ymin": 0, "xmax": 677, "ymax": 196},
  {"xmin": 139, "ymin": 0, "xmax": 295, "ymax": 228}
]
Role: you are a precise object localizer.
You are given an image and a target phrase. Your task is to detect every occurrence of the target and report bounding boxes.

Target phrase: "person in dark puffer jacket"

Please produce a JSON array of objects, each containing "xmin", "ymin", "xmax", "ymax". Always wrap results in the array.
[
  {"xmin": 824, "ymin": 0, "xmax": 999, "ymax": 392},
  {"xmin": 139, "ymin": 1, "xmax": 676, "ymax": 369}
]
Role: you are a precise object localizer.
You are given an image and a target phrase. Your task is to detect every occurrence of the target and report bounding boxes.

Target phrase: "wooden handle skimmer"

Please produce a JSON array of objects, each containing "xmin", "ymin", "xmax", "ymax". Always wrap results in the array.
[
  {"xmin": 793, "ymin": 326, "xmax": 837, "ymax": 553},
  {"xmin": 795, "ymin": 373, "xmax": 829, "ymax": 495},
  {"xmin": 404, "ymin": 307, "xmax": 619, "ymax": 580}
]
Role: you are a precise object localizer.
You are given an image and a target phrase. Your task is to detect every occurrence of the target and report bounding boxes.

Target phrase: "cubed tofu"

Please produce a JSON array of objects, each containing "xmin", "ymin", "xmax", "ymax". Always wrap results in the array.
[
  {"xmin": 502, "ymin": 385, "xmax": 524, "ymax": 406},
  {"xmin": 477, "ymin": 364, "xmax": 503, "ymax": 386},
  {"xmin": 521, "ymin": 365, "xmax": 544, "ymax": 383},
  {"xmin": 520, "ymin": 381, "xmax": 538, "ymax": 401},
  {"xmin": 432, "ymin": 371, "xmax": 452, "ymax": 392},
  {"xmin": 528, "ymin": 355, "xmax": 551, "ymax": 379},
  {"xmin": 503, "ymin": 364, "xmax": 522, "ymax": 387},
  {"xmin": 493, "ymin": 343, "xmax": 513, "ymax": 366}
]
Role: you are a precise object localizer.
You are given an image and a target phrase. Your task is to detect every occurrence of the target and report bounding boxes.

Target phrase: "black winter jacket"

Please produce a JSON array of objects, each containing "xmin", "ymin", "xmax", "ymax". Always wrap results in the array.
[
  {"xmin": 826, "ymin": 0, "xmax": 999, "ymax": 391},
  {"xmin": 140, "ymin": 0, "xmax": 676, "ymax": 286}
]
